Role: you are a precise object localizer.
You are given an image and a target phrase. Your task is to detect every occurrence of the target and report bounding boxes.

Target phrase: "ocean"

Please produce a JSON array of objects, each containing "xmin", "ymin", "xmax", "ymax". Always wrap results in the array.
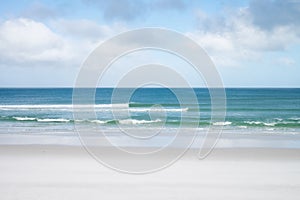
[{"xmin": 0, "ymin": 88, "xmax": 299, "ymax": 147}]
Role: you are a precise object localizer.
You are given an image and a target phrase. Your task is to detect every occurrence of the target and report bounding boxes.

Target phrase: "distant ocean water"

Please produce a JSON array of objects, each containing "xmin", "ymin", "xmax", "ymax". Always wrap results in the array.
[{"xmin": 0, "ymin": 88, "xmax": 299, "ymax": 136}]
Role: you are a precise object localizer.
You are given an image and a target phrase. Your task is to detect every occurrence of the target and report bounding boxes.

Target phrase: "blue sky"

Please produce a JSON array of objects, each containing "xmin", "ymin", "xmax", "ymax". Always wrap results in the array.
[{"xmin": 0, "ymin": 0, "xmax": 299, "ymax": 87}]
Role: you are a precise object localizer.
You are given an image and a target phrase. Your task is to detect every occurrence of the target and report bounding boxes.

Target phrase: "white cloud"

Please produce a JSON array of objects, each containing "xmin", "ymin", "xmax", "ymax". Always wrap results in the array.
[
  {"xmin": 0, "ymin": 18, "xmax": 64, "ymax": 63},
  {"xmin": 187, "ymin": 7, "xmax": 300, "ymax": 68},
  {"xmin": 0, "ymin": 18, "xmax": 85, "ymax": 67},
  {"xmin": 0, "ymin": 18, "xmax": 125, "ymax": 68}
]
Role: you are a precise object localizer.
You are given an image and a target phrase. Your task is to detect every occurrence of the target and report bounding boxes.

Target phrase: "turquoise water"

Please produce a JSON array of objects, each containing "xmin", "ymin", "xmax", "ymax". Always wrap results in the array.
[{"xmin": 0, "ymin": 88, "xmax": 299, "ymax": 135}]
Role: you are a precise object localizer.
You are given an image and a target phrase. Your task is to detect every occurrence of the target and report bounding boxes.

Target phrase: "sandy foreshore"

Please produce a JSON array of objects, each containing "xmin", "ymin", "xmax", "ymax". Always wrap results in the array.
[{"xmin": 0, "ymin": 145, "xmax": 300, "ymax": 200}]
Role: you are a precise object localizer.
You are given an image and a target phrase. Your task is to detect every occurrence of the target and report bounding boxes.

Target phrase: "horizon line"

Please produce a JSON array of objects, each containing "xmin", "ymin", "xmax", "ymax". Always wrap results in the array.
[{"xmin": 0, "ymin": 86, "xmax": 300, "ymax": 89}]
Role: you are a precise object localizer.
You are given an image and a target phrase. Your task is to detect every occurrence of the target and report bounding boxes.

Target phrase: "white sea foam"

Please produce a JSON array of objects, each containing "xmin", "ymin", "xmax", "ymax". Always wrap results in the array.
[
  {"xmin": 128, "ymin": 107, "xmax": 188, "ymax": 112},
  {"xmin": 212, "ymin": 121, "xmax": 232, "ymax": 126},
  {"xmin": 118, "ymin": 119, "xmax": 162, "ymax": 125},
  {"xmin": 0, "ymin": 104, "xmax": 128, "ymax": 110},
  {"xmin": 274, "ymin": 118, "xmax": 283, "ymax": 121},
  {"xmin": 263, "ymin": 122, "xmax": 276, "ymax": 126},
  {"xmin": 13, "ymin": 117, "xmax": 36, "ymax": 121},
  {"xmin": 37, "ymin": 118, "xmax": 70, "ymax": 122},
  {"xmin": 0, "ymin": 104, "xmax": 187, "ymax": 112},
  {"xmin": 245, "ymin": 121, "xmax": 277, "ymax": 126},
  {"xmin": 289, "ymin": 117, "xmax": 300, "ymax": 121},
  {"xmin": 245, "ymin": 121, "xmax": 262, "ymax": 125},
  {"xmin": 90, "ymin": 120, "xmax": 108, "ymax": 124},
  {"xmin": 10, "ymin": 117, "xmax": 71, "ymax": 123}
]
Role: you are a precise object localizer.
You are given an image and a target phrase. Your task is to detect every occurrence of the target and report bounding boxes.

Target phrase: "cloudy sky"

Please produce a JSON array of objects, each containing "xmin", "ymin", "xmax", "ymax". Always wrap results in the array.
[{"xmin": 0, "ymin": 0, "xmax": 299, "ymax": 87}]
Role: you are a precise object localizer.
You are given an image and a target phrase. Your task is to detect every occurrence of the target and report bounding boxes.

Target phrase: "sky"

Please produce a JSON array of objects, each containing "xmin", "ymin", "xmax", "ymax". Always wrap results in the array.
[{"xmin": 0, "ymin": 0, "xmax": 299, "ymax": 87}]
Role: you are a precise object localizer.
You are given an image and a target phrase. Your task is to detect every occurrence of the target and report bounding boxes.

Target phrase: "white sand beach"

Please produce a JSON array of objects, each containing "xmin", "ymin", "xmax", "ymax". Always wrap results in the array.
[{"xmin": 1, "ymin": 145, "xmax": 299, "ymax": 200}]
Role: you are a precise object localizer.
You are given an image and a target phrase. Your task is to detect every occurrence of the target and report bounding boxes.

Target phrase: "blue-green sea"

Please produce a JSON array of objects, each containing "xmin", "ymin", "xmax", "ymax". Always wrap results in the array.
[
  {"xmin": 0, "ymin": 88, "xmax": 299, "ymax": 144},
  {"xmin": 0, "ymin": 88, "xmax": 299, "ymax": 132}
]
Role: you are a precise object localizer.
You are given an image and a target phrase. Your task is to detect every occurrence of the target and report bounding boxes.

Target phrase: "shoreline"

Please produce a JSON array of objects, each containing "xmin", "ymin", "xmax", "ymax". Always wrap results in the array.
[{"xmin": 1, "ymin": 131, "xmax": 300, "ymax": 149}]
